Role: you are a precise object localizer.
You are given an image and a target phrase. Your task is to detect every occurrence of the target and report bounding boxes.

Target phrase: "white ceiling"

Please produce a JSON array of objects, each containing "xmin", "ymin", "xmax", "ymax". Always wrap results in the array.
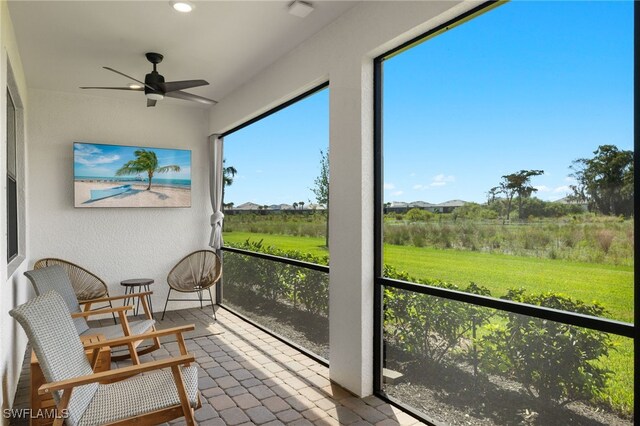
[{"xmin": 8, "ymin": 1, "xmax": 358, "ymax": 108}]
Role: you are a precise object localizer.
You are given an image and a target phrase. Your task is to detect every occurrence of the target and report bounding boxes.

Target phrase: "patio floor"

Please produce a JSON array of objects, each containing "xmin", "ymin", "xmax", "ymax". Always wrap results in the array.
[{"xmin": 11, "ymin": 306, "xmax": 424, "ymax": 426}]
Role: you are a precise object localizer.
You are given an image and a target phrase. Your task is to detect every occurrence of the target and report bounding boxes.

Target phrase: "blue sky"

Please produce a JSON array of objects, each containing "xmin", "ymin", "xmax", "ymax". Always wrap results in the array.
[
  {"xmin": 225, "ymin": 1, "xmax": 633, "ymax": 206},
  {"xmin": 225, "ymin": 89, "xmax": 329, "ymax": 206},
  {"xmin": 74, "ymin": 142, "xmax": 191, "ymax": 180}
]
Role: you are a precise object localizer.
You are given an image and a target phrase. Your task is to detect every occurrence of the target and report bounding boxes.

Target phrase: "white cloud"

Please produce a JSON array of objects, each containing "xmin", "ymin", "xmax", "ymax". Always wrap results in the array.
[
  {"xmin": 409, "ymin": 172, "xmax": 417, "ymax": 177},
  {"xmin": 392, "ymin": 190, "xmax": 404, "ymax": 196},
  {"xmin": 553, "ymin": 185, "xmax": 571, "ymax": 193},
  {"xmin": 384, "ymin": 183, "xmax": 395, "ymax": 190},
  {"xmin": 429, "ymin": 174, "xmax": 455, "ymax": 187},
  {"xmin": 535, "ymin": 185, "xmax": 551, "ymax": 192},
  {"xmin": 412, "ymin": 184, "xmax": 425, "ymax": 190},
  {"xmin": 564, "ymin": 176, "xmax": 577, "ymax": 183},
  {"xmin": 74, "ymin": 145, "xmax": 120, "ymax": 167}
]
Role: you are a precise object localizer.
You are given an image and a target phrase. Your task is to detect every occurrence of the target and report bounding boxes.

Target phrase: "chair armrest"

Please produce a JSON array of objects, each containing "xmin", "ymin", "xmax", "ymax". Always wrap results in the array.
[
  {"xmin": 82, "ymin": 325, "xmax": 196, "ymax": 350},
  {"xmin": 38, "ymin": 354, "xmax": 195, "ymax": 395},
  {"xmin": 71, "ymin": 305, "xmax": 133, "ymax": 318},
  {"xmin": 79, "ymin": 292, "xmax": 153, "ymax": 305}
]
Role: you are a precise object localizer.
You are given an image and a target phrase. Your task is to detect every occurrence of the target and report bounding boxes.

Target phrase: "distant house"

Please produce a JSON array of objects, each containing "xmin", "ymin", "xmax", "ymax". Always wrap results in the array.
[
  {"xmin": 235, "ymin": 202, "xmax": 262, "ymax": 211},
  {"xmin": 385, "ymin": 201, "xmax": 409, "ymax": 213},
  {"xmin": 555, "ymin": 196, "xmax": 589, "ymax": 211},
  {"xmin": 228, "ymin": 202, "xmax": 325, "ymax": 214},
  {"xmin": 386, "ymin": 200, "xmax": 466, "ymax": 214},
  {"xmin": 408, "ymin": 201, "xmax": 435, "ymax": 209},
  {"xmin": 435, "ymin": 199, "xmax": 467, "ymax": 213}
]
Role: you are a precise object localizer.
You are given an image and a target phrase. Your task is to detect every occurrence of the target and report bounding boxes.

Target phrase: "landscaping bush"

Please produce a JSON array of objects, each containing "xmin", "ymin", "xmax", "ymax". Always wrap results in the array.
[
  {"xmin": 224, "ymin": 239, "xmax": 329, "ymax": 316},
  {"xmin": 479, "ymin": 288, "xmax": 613, "ymax": 407},
  {"xmin": 384, "ymin": 265, "xmax": 493, "ymax": 366}
]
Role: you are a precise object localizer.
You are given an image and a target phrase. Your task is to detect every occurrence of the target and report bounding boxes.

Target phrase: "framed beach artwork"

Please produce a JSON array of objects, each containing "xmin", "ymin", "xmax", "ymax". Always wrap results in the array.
[{"xmin": 74, "ymin": 142, "xmax": 191, "ymax": 208}]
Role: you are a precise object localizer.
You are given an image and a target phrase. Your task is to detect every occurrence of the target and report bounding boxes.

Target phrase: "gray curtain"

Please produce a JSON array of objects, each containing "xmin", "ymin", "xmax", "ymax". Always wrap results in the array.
[{"xmin": 209, "ymin": 134, "xmax": 224, "ymax": 250}]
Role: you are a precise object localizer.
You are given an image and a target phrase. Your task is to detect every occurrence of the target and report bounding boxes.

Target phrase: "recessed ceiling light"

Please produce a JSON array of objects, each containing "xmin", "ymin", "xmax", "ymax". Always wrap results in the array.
[
  {"xmin": 288, "ymin": 0, "xmax": 314, "ymax": 18},
  {"xmin": 170, "ymin": 1, "xmax": 194, "ymax": 13},
  {"xmin": 128, "ymin": 83, "xmax": 143, "ymax": 89}
]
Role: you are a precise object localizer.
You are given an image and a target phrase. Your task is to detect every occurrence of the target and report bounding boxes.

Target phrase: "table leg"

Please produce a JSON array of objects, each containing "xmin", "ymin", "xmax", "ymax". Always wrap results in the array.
[
  {"xmin": 123, "ymin": 286, "xmax": 129, "ymax": 308},
  {"xmin": 145, "ymin": 284, "xmax": 154, "ymax": 319},
  {"xmin": 135, "ymin": 287, "xmax": 141, "ymax": 317}
]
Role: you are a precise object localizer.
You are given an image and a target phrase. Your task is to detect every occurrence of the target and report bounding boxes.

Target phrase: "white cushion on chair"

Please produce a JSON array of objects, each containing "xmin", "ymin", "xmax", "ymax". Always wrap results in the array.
[
  {"xmin": 82, "ymin": 319, "xmax": 156, "ymax": 340},
  {"xmin": 78, "ymin": 365, "xmax": 199, "ymax": 426}
]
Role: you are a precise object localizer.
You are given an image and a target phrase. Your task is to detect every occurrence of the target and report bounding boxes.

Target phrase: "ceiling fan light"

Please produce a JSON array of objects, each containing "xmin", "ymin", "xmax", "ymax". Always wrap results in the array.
[
  {"xmin": 128, "ymin": 83, "xmax": 142, "ymax": 89},
  {"xmin": 170, "ymin": 1, "xmax": 193, "ymax": 13},
  {"xmin": 146, "ymin": 93, "xmax": 164, "ymax": 101},
  {"xmin": 288, "ymin": 0, "xmax": 314, "ymax": 18}
]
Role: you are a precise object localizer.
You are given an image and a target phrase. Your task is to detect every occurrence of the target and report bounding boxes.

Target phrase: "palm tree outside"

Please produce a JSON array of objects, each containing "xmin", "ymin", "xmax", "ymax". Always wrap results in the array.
[
  {"xmin": 222, "ymin": 159, "xmax": 237, "ymax": 210},
  {"xmin": 115, "ymin": 149, "xmax": 180, "ymax": 190}
]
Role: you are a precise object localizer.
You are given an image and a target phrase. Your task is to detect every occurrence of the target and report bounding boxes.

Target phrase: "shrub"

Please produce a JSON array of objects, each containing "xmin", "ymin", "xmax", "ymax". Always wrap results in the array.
[
  {"xmin": 596, "ymin": 229, "xmax": 615, "ymax": 254},
  {"xmin": 405, "ymin": 208, "xmax": 433, "ymax": 222},
  {"xmin": 479, "ymin": 289, "xmax": 612, "ymax": 407},
  {"xmin": 384, "ymin": 265, "xmax": 493, "ymax": 365},
  {"xmin": 224, "ymin": 239, "xmax": 329, "ymax": 316}
]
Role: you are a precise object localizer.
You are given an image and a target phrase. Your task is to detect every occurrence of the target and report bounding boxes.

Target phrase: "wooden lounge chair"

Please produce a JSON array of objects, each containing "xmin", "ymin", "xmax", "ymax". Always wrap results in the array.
[
  {"xmin": 34, "ymin": 258, "xmax": 117, "ymax": 324},
  {"xmin": 10, "ymin": 291, "xmax": 200, "ymax": 426},
  {"xmin": 162, "ymin": 250, "xmax": 222, "ymax": 320},
  {"xmin": 25, "ymin": 265, "xmax": 160, "ymax": 363}
]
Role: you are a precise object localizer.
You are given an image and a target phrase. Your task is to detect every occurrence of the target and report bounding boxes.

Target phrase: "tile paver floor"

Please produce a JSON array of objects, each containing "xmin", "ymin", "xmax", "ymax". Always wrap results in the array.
[{"xmin": 11, "ymin": 306, "xmax": 425, "ymax": 425}]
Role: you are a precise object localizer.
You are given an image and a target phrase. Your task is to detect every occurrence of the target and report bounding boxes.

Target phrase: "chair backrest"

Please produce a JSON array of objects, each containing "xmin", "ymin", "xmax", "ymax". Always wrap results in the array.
[
  {"xmin": 24, "ymin": 265, "xmax": 90, "ymax": 334},
  {"xmin": 34, "ymin": 258, "xmax": 108, "ymax": 301},
  {"xmin": 10, "ymin": 291, "xmax": 98, "ymax": 426},
  {"xmin": 167, "ymin": 250, "xmax": 222, "ymax": 292}
]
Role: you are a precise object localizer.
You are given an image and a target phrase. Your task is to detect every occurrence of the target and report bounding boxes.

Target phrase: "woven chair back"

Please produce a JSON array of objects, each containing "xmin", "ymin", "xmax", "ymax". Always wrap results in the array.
[
  {"xmin": 167, "ymin": 250, "xmax": 222, "ymax": 292},
  {"xmin": 10, "ymin": 291, "xmax": 97, "ymax": 426},
  {"xmin": 34, "ymin": 258, "xmax": 108, "ymax": 301},
  {"xmin": 24, "ymin": 265, "xmax": 90, "ymax": 335}
]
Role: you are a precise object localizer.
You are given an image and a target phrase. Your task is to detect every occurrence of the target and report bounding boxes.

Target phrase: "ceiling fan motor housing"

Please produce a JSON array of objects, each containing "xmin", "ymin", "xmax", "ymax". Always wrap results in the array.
[{"xmin": 145, "ymin": 71, "xmax": 165, "ymax": 96}]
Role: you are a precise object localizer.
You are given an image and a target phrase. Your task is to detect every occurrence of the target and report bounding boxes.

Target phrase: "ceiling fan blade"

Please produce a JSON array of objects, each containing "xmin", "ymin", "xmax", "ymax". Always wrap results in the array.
[
  {"xmin": 157, "ymin": 80, "xmax": 209, "ymax": 93},
  {"xmin": 103, "ymin": 67, "xmax": 154, "ymax": 90},
  {"xmin": 165, "ymin": 90, "xmax": 218, "ymax": 105},
  {"xmin": 147, "ymin": 99, "xmax": 157, "ymax": 107},
  {"xmin": 80, "ymin": 86, "xmax": 144, "ymax": 91}
]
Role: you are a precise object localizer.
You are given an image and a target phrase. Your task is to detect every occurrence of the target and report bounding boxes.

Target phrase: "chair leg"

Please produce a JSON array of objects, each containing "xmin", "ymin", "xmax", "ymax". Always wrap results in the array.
[
  {"xmin": 198, "ymin": 290, "xmax": 203, "ymax": 309},
  {"xmin": 162, "ymin": 288, "xmax": 172, "ymax": 320},
  {"xmin": 171, "ymin": 365, "xmax": 196, "ymax": 426},
  {"xmin": 207, "ymin": 287, "xmax": 217, "ymax": 320}
]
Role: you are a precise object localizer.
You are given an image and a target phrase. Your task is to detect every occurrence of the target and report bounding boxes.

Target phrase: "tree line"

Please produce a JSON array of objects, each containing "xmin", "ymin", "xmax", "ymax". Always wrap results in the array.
[{"xmin": 489, "ymin": 144, "xmax": 633, "ymax": 220}]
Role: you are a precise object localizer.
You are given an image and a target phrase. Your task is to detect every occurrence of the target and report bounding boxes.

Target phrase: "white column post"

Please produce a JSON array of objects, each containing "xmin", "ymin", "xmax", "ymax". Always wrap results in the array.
[{"xmin": 328, "ymin": 57, "xmax": 374, "ymax": 397}]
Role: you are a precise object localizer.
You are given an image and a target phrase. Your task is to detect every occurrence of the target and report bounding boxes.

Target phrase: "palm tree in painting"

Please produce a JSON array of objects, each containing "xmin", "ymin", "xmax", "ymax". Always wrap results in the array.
[{"xmin": 115, "ymin": 149, "xmax": 180, "ymax": 190}]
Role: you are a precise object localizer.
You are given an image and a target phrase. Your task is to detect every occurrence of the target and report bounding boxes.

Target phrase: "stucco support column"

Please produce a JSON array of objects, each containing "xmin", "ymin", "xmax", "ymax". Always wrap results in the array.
[{"xmin": 328, "ymin": 57, "xmax": 374, "ymax": 397}]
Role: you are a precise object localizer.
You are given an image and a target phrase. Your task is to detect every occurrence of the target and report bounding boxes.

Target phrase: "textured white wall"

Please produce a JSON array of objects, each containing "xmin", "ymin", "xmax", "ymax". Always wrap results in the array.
[
  {"xmin": 208, "ymin": 1, "xmax": 479, "ymax": 396},
  {"xmin": 27, "ymin": 89, "xmax": 211, "ymax": 317},
  {"xmin": 0, "ymin": 2, "xmax": 30, "ymax": 421}
]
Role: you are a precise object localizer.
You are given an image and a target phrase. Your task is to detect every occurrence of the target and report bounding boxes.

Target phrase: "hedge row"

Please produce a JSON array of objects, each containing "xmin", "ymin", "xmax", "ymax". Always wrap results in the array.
[{"xmin": 223, "ymin": 239, "xmax": 612, "ymax": 407}]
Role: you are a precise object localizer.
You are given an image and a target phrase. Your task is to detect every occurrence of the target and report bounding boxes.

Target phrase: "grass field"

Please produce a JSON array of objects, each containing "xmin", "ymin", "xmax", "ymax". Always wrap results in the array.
[
  {"xmin": 224, "ymin": 231, "xmax": 633, "ymax": 322},
  {"xmin": 222, "ymin": 230, "xmax": 634, "ymax": 415}
]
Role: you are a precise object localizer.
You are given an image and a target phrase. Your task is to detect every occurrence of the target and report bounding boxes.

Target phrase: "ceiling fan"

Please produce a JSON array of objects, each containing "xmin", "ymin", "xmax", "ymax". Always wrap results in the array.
[{"xmin": 80, "ymin": 52, "xmax": 217, "ymax": 107}]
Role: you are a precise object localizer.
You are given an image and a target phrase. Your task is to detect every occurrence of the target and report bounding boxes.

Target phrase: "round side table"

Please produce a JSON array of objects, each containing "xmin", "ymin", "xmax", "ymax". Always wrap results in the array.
[{"xmin": 121, "ymin": 278, "xmax": 154, "ymax": 318}]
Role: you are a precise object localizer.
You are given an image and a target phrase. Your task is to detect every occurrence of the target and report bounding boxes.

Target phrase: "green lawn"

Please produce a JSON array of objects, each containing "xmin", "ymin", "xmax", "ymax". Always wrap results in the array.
[
  {"xmin": 224, "ymin": 231, "xmax": 633, "ymax": 323},
  {"xmin": 223, "ymin": 230, "xmax": 634, "ymax": 415}
]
